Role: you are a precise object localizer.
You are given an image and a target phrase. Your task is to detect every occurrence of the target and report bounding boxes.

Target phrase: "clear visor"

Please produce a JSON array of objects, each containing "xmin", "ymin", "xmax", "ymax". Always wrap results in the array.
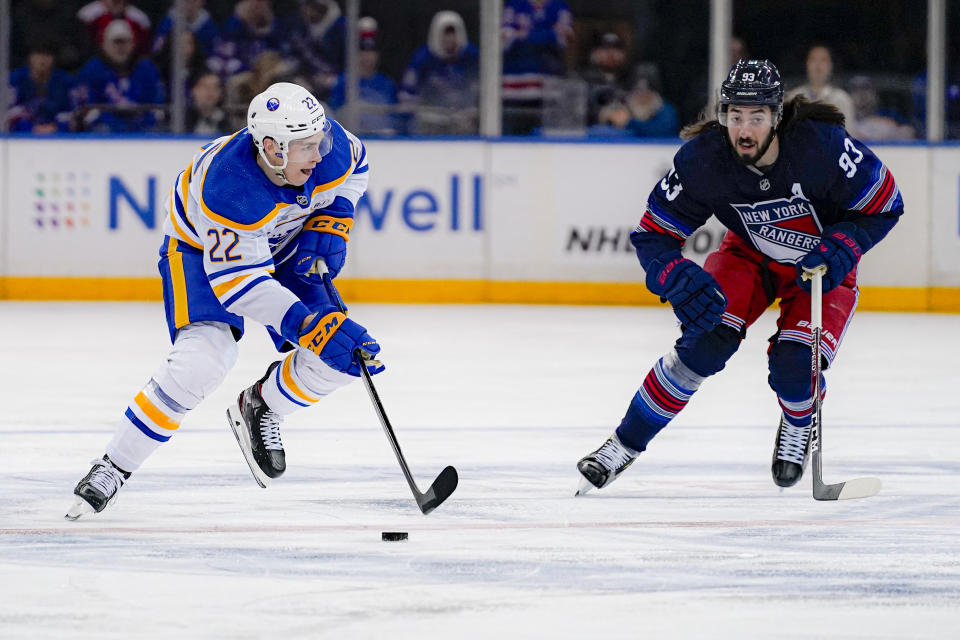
[
  {"xmin": 718, "ymin": 106, "xmax": 775, "ymax": 128},
  {"xmin": 285, "ymin": 119, "xmax": 334, "ymax": 162}
]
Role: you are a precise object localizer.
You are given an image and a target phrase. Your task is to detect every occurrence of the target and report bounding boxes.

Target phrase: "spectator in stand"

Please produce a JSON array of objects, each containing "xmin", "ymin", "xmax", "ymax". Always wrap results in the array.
[
  {"xmin": 580, "ymin": 31, "xmax": 630, "ymax": 126},
  {"xmin": 212, "ymin": 0, "xmax": 285, "ymax": 78},
  {"xmin": 847, "ymin": 75, "xmax": 915, "ymax": 141},
  {"xmin": 786, "ymin": 45, "xmax": 855, "ymax": 127},
  {"xmin": 186, "ymin": 72, "xmax": 229, "ymax": 135},
  {"xmin": 74, "ymin": 19, "xmax": 166, "ymax": 132},
  {"xmin": 400, "ymin": 11, "xmax": 480, "ymax": 135},
  {"xmin": 501, "ymin": 0, "xmax": 574, "ymax": 135},
  {"xmin": 329, "ymin": 17, "xmax": 399, "ymax": 135},
  {"xmin": 502, "ymin": 0, "xmax": 573, "ymax": 77},
  {"xmin": 681, "ymin": 36, "xmax": 749, "ymax": 126},
  {"xmin": 910, "ymin": 70, "xmax": 960, "ymax": 139},
  {"xmin": 223, "ymin": 50, "xmax": 298, "ymax": 130},
  {"xmin": 155, "ymin": 30, "xmax": 212, "ymax": 114},
  {"xmin": 76, "ymin": 0, "xmax": 152, "ymax": 59},
  {"xmin": 283, "ymin": 0, "xmax": 346, "ymax": 101},
  {"xmin": 12, "ymin": 0, "xmax": 84, "ymax": 71},
  {"xmin": 589, "ymin": 63, "xmax": 678, "ymax": 138},
  {"xmin": 152, "ymin": 0, "xmax": 220, "ymax": 58},
  {"xmin": 7, "ymin": 41, "xmax": 76, "ymax": 134}
]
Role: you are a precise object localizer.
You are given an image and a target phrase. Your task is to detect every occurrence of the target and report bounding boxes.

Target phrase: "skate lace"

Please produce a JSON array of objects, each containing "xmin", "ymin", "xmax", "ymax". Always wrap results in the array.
[
  {"xmin": 87, "ymin": 460, "xmax": 126, "ymax": 498},
  {"xmin": 260, "ymin": 411, "xmax": 283, "ymax": 451},
  {"xmin": 594, "ymin": 437, "xmax": 635, "ymax": 472},
  {"xmin": 777, "ymin": 421, "xmax": 811, "ymax": 465}
]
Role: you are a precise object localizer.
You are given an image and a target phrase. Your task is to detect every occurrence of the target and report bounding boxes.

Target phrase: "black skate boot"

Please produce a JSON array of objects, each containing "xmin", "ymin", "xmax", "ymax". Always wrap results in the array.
[
  {"xmin": 575, "ymin": 433, "xmax": 639, "ymax": 495},
  {"xmin": 226, "ymin": 362, "xmax": 285, "ymax": 487},
  {"xmin": 64, "ymin": 455, "xmax": 132, "ymax": 520},
  {"xmin": 771, "ymin": 414, "xmax": 814, "ymax": 488}
]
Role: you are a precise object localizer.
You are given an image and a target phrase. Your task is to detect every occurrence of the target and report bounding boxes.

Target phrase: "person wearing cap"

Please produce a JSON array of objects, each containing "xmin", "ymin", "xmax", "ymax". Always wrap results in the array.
[
  {"xmin": 65, "ymin": 82, "xmax": 382, "ymax": 519},
  {"xmin": 73, "ymin": 18, "xmax": 166, "ymax": 132},
  {"xmin": 7, "ymin": 41, "xmax": 76, "ymax": 133},
  {"xmin": 575, "ymin": 59, "xmax": 903, "ymax": 495},
  {"xmin": 328, "ymin": 17, "xmax": 399, "ymax": 135},
  {"xmin": 76, "ymin": 0, "xmax": 152, "ymax": 59}
]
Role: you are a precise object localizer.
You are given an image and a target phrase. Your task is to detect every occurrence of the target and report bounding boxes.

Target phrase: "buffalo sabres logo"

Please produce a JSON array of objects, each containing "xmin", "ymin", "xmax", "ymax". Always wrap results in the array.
[
  {"xmin": 266, "ymin": 97, "xmax": 280, "ymax": 111},
  {"xmin": 296, "ymin": 194, "xmax": 309, "ymax": 206},
  {"xmin": 759, "ymin": 178, "xmax": 770, "ymax": 191},
  {"xmin": 731, "ymin": 195, "xmax": 822, "ymax": 264}
]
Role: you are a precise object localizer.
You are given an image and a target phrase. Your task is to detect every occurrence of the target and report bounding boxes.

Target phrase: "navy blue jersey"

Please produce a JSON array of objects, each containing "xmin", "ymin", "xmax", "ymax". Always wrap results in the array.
[{"xmin": 631, "ymin": 119, "xmax": 903, "ymax": 269}]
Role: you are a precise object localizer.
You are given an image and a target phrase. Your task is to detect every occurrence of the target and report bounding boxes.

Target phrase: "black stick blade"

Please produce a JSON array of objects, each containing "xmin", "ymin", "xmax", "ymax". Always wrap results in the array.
[{"xmin": 416, "ymin": 466, "xmax": 459, "ymax": 515}]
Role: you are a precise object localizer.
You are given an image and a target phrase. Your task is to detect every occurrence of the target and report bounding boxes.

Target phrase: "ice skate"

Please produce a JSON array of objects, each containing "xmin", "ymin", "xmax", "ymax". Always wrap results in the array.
[
  {"xmin": 65, "ymin": 455, "xmax": 131, "ymax": 520},
  {"xmin": 226, "ymin": 362, "xmax": 285, "ymax": 488},
  {"xmin": 575, "ymin": 433, "xmax": 639, "ymax": 495},
  {"xmin": 771, "ymin": 413, "xmax": 815, "ymax": 488}
]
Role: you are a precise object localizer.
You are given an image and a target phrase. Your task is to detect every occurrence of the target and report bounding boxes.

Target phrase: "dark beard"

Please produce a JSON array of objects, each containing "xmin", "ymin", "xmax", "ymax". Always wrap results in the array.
[{"xmin": 736, "ymin": 129, "xmax": 777, "ymax": 167}]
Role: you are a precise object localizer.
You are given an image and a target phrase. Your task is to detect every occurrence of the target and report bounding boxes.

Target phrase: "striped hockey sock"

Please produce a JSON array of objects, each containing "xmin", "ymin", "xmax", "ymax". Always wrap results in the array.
[
  {"xmin": 778, "ymin": 381, "xmax": 827, "ymax": 428},
  {"xmin": 616, "ymin": 357, "xmax": 698, "ymax": 451}
]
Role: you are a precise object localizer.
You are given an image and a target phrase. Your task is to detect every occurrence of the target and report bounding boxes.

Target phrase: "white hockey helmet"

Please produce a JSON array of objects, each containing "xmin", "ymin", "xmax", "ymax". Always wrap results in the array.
[{"xmin": 247, "ymin": 82, "xmax": 333, "ymax": 175}]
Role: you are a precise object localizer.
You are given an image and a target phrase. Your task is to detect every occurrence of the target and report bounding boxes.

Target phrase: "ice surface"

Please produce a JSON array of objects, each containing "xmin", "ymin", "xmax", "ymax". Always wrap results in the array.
[{"xmin": 1, "ymin": 301, "xmax": 958, "ymax": 639}]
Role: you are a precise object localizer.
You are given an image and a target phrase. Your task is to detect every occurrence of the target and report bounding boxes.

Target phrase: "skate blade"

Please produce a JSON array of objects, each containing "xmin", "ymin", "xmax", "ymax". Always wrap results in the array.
[
  {"xmin": 64, "ymin": 497, "xmax": 94, "ymax": 521},
  {"xmin": 226, "ymin": 405, "xmax": 269, "ymax": 489},
  {"xmin": 575, "ymin": 475, "xmax": 595, "ymax": 497}
]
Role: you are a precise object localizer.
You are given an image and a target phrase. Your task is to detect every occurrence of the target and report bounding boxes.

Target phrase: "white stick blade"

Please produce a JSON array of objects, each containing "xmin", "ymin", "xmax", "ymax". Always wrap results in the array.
[{"xmin": 837, "ymin": 477, "xmax": 882, "ymax": 500}]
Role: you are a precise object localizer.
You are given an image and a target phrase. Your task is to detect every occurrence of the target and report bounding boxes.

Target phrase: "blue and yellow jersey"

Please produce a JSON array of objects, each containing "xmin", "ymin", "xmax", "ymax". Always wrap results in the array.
[{"xmin": 161, "ymin": 119, "xmax": 368, "ymax": 333}]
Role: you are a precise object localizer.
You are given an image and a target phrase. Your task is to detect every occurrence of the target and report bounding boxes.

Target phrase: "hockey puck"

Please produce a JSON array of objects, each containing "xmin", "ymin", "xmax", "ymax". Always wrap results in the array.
[{"xmin": 381, "ymin": 531, "xmax": 408, "ymax": 542}]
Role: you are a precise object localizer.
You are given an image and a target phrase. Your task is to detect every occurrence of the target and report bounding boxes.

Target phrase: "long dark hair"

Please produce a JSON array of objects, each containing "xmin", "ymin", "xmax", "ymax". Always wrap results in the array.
[{"xmin": 679, "ymin": 96, "xmax": 845, "ymax": 141}]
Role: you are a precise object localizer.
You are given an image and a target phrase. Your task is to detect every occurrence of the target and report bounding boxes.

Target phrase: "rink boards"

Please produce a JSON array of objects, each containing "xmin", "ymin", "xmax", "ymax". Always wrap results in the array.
[{"xmin": 0, "ymin": 136, "xmax": 958, "ymax": 311}]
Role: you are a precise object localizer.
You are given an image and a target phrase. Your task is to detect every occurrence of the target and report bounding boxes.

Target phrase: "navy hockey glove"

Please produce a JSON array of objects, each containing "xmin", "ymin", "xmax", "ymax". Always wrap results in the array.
[
  {"xmin": 298, "ymin": 309, "xmax": 385, "ymax": 377},
  {"xmin": 796, "ymin": 223, "xmax": 872, "ymax": 294},
  {"xmin": 293, "ymin": 213, "xmax": 353, "ymax": 282},
  {"xmin": 646, "ymin": 251, "xmax": 727, "ymax": 335}
]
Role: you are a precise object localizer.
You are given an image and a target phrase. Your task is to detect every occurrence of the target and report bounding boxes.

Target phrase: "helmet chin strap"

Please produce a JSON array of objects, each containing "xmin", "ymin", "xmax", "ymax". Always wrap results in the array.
[{"xmin": 256, "ymin": 144, "xmax": 294, "ymax": 185}]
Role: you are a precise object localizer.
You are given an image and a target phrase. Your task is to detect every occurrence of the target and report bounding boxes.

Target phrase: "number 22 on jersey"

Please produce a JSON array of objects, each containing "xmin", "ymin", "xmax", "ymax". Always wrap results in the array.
[{"xmin": 207, "ymin": 228, "xmax": 243, "ymax": 262}]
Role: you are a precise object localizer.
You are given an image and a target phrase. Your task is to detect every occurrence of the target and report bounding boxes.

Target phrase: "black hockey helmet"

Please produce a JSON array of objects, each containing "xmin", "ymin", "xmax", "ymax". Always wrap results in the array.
[{"xmin": 718, "ymin": 59, "xmax": 784, "ymax": 124}]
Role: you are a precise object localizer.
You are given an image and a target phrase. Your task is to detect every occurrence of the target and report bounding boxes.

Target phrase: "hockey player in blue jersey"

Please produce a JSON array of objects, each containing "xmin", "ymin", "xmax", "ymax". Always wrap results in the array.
[
  {"xmin": 67, "ymin": 82, "xmax": 383, "ymax": 519},
  {"xmin": 576, "ymin": 60, "xmax": 903, "ymax": 495}
]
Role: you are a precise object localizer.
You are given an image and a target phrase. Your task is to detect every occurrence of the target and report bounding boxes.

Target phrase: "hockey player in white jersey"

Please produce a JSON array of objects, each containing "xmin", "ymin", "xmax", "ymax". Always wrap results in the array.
[{"xmin": 66, "ymin": 82, "xmax": 384, "ymax": 519}]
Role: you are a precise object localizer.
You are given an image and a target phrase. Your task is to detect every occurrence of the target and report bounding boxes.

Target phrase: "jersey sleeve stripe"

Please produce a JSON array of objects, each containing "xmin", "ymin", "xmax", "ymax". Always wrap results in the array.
[
  {"xmin": 281, "ymin": 353, "xmax": 322, "ymax": 403},
  {"xmin": 637, "ymin": 209, "xmax": 687, "ymax": 241},
  {"xmin": 208, "ymin": 258, "xmax": 275, "ymax": 281},
  {"xmin": 222, "ymin": 275, "xmax": 273, "ymax": 309},
  {"xmin": 354, "ymin": 165, "xmax": 369, "ymax": 174},
  {"xmin": 860, "ymin": 170, "xmax": 897, "ymax": 214},
  {"xmin": 647, "ymin": 199, "xmax": 695, "ymax": 236},
  {"xmin": 212, "ymin": 274, "xmax": 253, "ymax": 298}
]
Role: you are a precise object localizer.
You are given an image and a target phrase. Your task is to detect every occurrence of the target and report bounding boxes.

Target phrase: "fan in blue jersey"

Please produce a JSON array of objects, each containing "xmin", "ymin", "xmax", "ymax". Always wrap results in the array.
[
  {"xmin": 576, "ymin": 59, "xmax": 903, "ymax": 495},
  {"xmin": 66, "ymin": 82, "xmax": 383, "ymax": 520}
]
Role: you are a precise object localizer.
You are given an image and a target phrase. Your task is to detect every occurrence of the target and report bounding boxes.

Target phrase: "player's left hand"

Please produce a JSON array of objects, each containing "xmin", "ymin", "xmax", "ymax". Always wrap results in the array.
[
  {"xmin": 293, "ymin": 214, "xmax": 352, "ymax": 283},
  {"xmin": 796, "ymin": 223, "xmax": 872, "ymax": 294}
]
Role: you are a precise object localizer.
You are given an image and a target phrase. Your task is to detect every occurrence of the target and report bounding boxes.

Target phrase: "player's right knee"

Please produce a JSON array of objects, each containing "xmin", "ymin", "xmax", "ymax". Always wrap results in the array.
[
  {"xmin": 152, "ymin": 321, "xmax": 239, "ymax": 409},
  {"xmin": 674, "ymin": 325, "xmax": 742, "ymax": 378}
]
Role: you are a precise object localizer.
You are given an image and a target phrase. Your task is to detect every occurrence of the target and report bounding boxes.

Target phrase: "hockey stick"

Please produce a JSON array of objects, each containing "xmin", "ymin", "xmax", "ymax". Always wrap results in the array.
[
  {"xmin": 803, "ymin": 266, "xmax": 881, "ymax": 501},
  {"xmin": 312, "ymin": 261, "xmax": 458, "ymax": 515}
]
